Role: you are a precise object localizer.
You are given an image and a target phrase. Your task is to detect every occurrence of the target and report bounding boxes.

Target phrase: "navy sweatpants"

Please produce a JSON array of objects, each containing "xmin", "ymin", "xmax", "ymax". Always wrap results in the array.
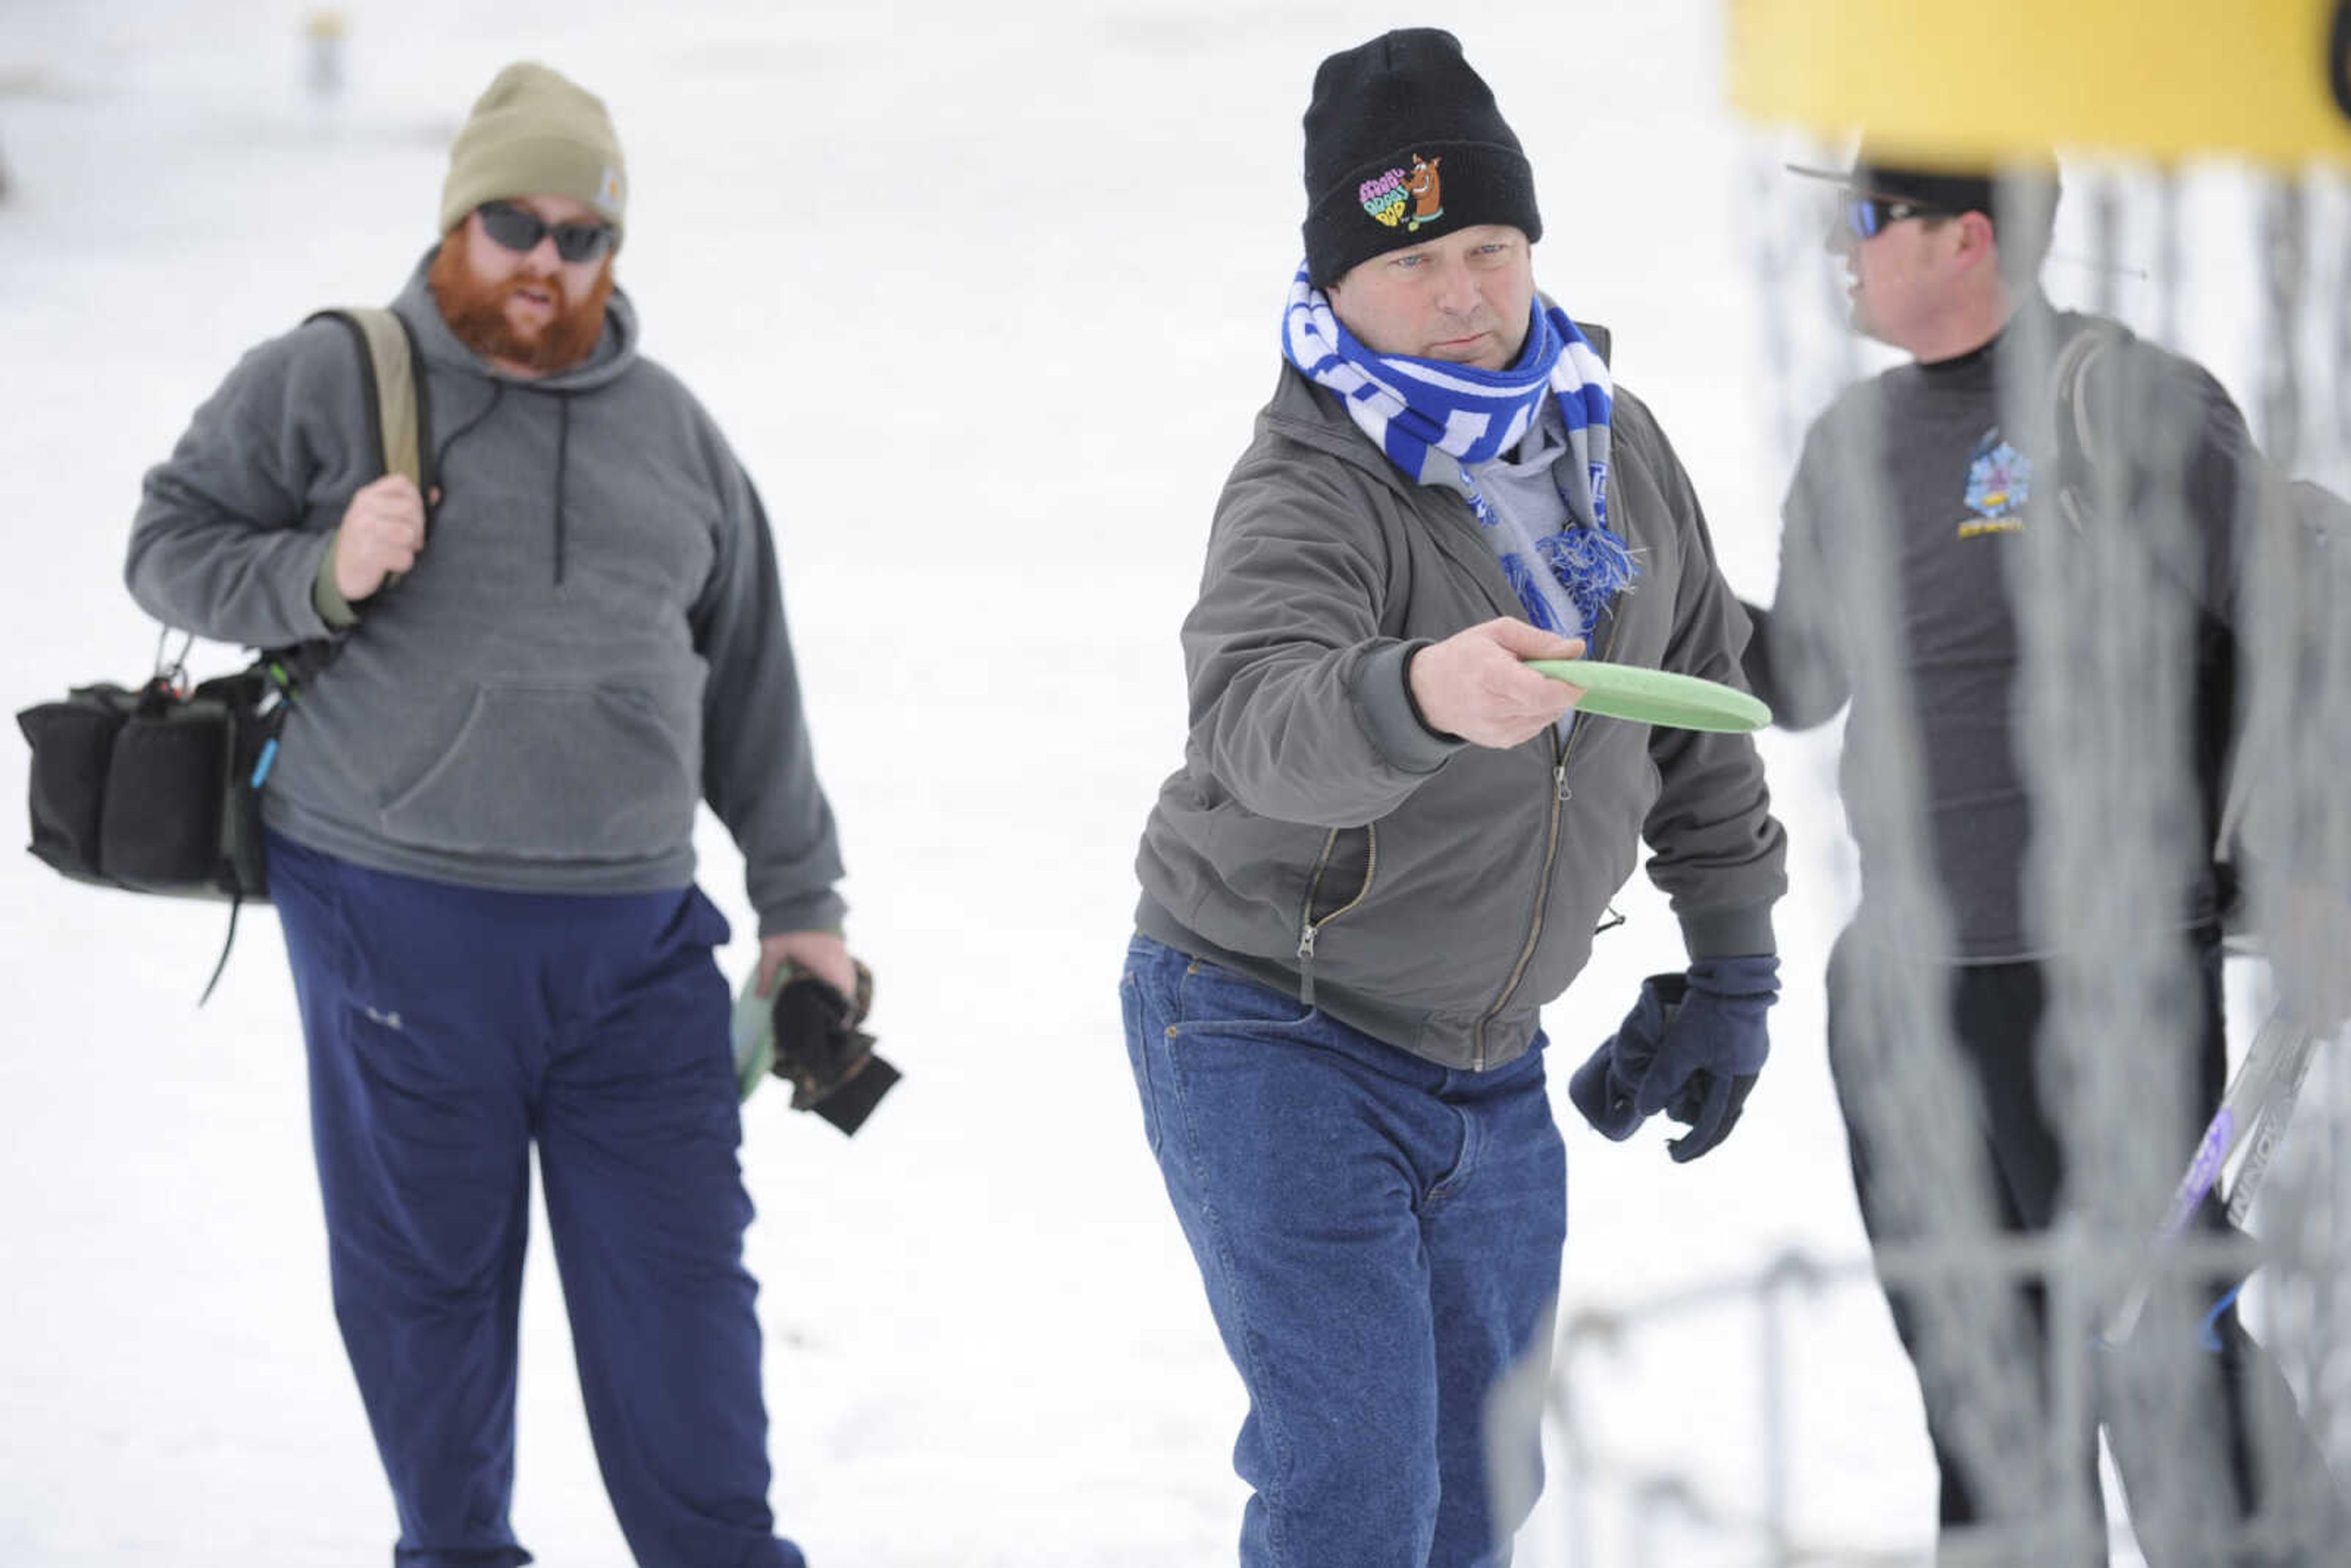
[{"xmin": 268, "ymin": 831, "xmax": 803, "ymax": 1568}]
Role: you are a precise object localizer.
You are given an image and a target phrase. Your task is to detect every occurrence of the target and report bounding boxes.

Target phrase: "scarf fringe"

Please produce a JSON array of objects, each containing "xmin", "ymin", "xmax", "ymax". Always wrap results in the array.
[{"xmin": 1537, "ymin": 526, "xmax": 1640, "ymax": 637}]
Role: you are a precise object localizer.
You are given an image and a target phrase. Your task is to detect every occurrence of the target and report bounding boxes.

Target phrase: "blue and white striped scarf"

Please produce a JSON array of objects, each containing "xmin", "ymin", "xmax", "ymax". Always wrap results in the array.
[{"xmin": 1280, "ymin": 262, "xmax": 1637, "ymax": 637}]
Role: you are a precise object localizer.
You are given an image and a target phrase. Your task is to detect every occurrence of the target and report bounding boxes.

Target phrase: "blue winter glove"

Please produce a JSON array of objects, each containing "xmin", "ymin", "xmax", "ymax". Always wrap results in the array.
[{"xmin": 1568, "ymin": 955, "xmax": 1780, "ymax": 1163}]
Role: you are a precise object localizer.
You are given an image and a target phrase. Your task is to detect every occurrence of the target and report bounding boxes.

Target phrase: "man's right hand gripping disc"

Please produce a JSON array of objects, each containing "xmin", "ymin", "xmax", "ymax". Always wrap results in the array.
[{"xmin": 730, "ymin": 961, "xmax": 900, "ymax": 1135}]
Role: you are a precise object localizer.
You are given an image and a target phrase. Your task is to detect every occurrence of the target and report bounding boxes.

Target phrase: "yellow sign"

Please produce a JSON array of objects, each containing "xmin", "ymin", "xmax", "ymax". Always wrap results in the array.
[{"xmin": 1727, "ymin": 0, "xmax": 2351, "ymax": 165}]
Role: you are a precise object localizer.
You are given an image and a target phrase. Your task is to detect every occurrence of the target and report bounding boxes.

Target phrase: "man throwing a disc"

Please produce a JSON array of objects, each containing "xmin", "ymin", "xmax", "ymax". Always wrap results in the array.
[{"xmin": 1118, "ymin": 29, "xmax": 1787, "ymax": 1566}]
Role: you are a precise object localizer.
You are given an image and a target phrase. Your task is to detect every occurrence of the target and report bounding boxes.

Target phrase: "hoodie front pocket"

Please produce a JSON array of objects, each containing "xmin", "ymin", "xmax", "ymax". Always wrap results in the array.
[{"xmin": 378, "ymin": 683, "xmax": 696, "ymax": 860}]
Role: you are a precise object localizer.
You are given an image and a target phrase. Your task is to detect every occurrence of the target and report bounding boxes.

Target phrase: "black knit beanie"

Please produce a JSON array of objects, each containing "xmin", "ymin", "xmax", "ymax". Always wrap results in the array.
[{"xmin": 1302, "ymin": 29, "xmax": 1542, "ymax": 288}]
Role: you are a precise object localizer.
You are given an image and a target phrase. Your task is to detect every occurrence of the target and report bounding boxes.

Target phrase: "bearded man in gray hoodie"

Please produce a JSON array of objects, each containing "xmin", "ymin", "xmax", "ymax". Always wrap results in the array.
[
  {"xmin": 125, "ymin": 62, "xmax": 842, "ymax": 1568},
  {"xmin": 1122, "ymin": 29, "xmax": 1787, "ymax": 1567}
]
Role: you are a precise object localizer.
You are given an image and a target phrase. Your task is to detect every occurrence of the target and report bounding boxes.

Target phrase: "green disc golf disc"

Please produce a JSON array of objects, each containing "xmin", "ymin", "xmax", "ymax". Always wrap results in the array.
[
  {"xmin": 1526, "ymin": 659, "xmax": 1772, "ymax": 733},
  {"xmin": 731, "ymin": 972, "xmax": 774, "ymax": 1103}
]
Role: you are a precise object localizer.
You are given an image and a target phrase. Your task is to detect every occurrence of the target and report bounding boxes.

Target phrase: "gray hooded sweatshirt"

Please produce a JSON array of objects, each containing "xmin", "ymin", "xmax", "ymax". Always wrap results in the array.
[
  {"xmin": 125, "ymin": 257, "xmax": 844, "ymax": 936},
  {"xmin": 1135, "ymin": 361, "xmax": 1787, "ymax": 1073}
]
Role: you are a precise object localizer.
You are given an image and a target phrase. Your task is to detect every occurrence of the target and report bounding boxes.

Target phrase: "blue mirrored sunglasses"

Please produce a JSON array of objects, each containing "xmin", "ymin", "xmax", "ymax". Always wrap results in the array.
[{"xmin": 1841, "ymin": 195, "xmax": 1948, "ymax": 240}]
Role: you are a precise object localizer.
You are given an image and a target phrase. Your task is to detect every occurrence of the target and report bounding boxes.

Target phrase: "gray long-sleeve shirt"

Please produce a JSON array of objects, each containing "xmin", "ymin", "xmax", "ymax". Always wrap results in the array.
[
  {"xmin": 125, "ymin": 257, "xmax": 845, "ymax": 936},
  {"xmin": 1745, "ymin": 302, "xmax": 2255, "ymax": 961}
]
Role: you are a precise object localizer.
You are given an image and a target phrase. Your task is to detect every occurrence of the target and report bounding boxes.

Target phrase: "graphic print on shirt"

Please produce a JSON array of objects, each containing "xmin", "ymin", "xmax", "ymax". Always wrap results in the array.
[{"xmin": 1959, "ymin": 427, "xmax": 2030, "ymax": 538}]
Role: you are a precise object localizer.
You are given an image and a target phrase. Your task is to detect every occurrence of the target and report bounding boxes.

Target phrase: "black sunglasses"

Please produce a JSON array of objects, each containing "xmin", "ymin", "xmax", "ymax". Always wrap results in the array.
[
  {"xmin": 1841, "ymin": 195, "xmax": 1949, "ymax": 241},
  {"xmin": 476, "ymin": 201, "xmax": 616, "ymax": 263}
]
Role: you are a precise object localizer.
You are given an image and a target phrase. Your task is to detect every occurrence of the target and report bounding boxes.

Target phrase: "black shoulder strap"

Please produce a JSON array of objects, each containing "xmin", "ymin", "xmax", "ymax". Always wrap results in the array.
[
  {"xmin": 304, "ymin": 307, "xmax": 433, "ymax": 495},
  {"xmin": 271, "ymin": 306, "xmax": 435, "ymax": 688}
]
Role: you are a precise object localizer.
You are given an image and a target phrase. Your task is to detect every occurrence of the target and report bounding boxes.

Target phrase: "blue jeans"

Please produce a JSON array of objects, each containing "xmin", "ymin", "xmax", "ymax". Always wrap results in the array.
[
  {"xmin": 268, "ymin": 831, "xmax": 804, "ymax": 1568},
  {"xmin": 1120, "ymin": 933, "xmax": 1567, "ymax": 1568}
]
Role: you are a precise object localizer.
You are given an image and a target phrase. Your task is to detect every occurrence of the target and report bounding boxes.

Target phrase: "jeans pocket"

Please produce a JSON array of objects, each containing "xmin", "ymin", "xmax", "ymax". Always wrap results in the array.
[
  {"xmin": 1120, "ymin": 964, "xmax": 1163, "ymax": 1157},
  {"xmin": 1174, "ymin": 956, "xmax": 1319, "ymax": 1036}
]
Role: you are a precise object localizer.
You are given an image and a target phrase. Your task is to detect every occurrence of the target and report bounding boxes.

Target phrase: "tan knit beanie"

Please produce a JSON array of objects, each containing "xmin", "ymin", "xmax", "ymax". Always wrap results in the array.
[{"xmin": 438, "ymin": 62, "xmax": 627, "ymax": 242}]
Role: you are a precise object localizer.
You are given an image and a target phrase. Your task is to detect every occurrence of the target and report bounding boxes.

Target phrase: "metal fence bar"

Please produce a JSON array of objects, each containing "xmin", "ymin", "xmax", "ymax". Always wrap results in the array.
[{"xmin": 1547, "ymin": 1217, "xmax": 2339, "ymax": 1567}]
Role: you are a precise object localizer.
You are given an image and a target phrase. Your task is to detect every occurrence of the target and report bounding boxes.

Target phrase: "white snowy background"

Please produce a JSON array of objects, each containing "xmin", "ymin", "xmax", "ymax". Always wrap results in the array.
[{"xmin": 0, "ymin": 2, "xmax": 2308, "ymax": 1564}]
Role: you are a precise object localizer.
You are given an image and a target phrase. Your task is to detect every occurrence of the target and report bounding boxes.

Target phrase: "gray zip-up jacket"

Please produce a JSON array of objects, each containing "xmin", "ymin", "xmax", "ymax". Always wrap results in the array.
[
  {"xmin": 1136, "ymin": 358, "xmax": 1786, "ymax": 1071},
  {"xmin": 124, "ymin": 258, "xmax": 844, "ymax": 936}
]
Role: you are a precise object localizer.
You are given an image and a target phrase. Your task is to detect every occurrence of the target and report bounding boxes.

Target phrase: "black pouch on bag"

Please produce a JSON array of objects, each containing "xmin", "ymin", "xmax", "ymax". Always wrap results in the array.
[
  {"xmin": 19, "ymin": 685, "xmax": 129, "ymax": 882},
  {"xmin": 102, "ymin": 696, "xmax": 230, "ymax": 889},
  {"xmin": 18, "ymin": 666, "xmax": 272, "ymax": 901}
]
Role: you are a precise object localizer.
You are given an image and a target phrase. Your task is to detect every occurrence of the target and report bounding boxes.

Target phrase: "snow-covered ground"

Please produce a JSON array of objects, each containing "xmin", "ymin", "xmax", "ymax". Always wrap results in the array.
[{"xmin": 0, "ymin": 4, "xmax": 2313, "ymax": 1564}]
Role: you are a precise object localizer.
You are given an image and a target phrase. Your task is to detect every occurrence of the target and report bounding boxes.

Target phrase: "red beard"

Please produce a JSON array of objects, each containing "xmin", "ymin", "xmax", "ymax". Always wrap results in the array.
[{"xmin": 427, "ymin": 235, "xmax": 615, "ymax": 373}]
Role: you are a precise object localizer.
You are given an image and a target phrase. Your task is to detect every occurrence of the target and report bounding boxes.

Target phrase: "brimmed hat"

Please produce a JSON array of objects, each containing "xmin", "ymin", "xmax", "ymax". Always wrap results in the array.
[{"xmin": 1788, "ymin": 140, "xmax": 2060, "ymax": 227}]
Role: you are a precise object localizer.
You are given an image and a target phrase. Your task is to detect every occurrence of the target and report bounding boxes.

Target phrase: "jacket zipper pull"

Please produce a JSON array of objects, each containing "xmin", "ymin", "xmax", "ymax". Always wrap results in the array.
[
  {"xmin": 1297, "ymin": 920, "xmax": 1318, "ymax": 1007},
  {"xmin": 1554, "ymin": 757, "xmax": 1572, "ymax": 803}
]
